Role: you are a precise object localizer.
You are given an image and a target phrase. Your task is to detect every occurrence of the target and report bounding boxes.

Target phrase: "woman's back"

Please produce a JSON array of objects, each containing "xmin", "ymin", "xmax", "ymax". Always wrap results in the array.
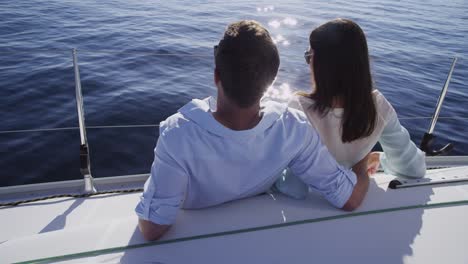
[
  {"xmin": 297, "ymin": 89, "xmax": 392, "ymax": 168},
  {"xmin": 275, "ymin": 18, "xmax": 426, "ymax": 200},
  {"xmin": 276, "ymin": 91, "xmax": 425, "ymax": 200}
]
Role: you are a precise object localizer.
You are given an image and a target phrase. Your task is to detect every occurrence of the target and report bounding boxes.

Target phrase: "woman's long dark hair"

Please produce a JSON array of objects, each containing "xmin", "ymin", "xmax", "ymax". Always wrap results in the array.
[{"xmin": 307, "ymin": 18, "xmax": 377, "ymax": 143}]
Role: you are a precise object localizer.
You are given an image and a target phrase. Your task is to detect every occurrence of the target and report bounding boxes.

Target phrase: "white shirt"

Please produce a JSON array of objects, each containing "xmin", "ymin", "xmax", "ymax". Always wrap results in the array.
[
  {"xmin": 298, "ymin": 90, "xmax": 425, "ymax": 176},
  {"xmin": 275, "ymin": 90, "xmax": 426, "ymax": 200},
  {"xmin": 135, "ymin": 97, "xmax": 357, "ymax": 225},
  {"xmin": 297, "ymin": 90, "xmax": 389, "ymax": 168}
]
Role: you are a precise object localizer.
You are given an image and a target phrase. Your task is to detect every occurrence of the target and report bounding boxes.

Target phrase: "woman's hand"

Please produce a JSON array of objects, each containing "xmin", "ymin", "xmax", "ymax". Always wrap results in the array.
[{"xmin": 367, "ymin": 152, "xmax": 380, "ymax": 175}]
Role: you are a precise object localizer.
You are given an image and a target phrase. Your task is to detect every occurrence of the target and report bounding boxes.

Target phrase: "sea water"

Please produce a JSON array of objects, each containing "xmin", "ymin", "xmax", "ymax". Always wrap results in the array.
[{"xmin": 0, "ymin": 0, "xmax": 467, "ymax": 186}]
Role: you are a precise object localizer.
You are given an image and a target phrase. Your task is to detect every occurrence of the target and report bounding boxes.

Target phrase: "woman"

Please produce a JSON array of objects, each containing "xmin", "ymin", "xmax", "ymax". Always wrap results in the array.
[{"xmin": 276, "ymin": 18, "xmax": 426, "ymax": 199}]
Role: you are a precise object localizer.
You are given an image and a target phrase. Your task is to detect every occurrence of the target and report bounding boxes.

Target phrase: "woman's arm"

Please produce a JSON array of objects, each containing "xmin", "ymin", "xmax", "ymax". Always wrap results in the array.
[{"xmin": 378, "ymin": 113, "xmax": 426, "ymax": 178}]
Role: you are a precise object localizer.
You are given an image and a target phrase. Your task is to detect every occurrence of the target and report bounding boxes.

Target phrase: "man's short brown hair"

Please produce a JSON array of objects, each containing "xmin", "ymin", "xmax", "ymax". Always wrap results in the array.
[{"xmin": 215, "ymin": 20, "xmax": 280, "ymax": 108}]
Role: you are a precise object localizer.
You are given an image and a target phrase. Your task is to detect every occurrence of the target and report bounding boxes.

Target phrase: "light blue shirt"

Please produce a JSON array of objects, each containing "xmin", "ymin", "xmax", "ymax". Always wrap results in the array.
[{"xmin": 135, "ymin": 97, "xmax": 357, "ymax": 225}]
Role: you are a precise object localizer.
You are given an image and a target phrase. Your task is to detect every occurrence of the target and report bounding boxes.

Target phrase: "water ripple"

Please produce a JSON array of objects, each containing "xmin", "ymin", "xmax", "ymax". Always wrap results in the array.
[{"xmin": 0, "ymin": 0, "xmax": 467, "ymax": 186}]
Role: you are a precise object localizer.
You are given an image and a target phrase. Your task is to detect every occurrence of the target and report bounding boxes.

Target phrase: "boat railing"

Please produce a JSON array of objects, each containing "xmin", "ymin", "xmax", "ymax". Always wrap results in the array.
[
  {"xmin": 72, "ymin": 49, "xmax": 96, "ymax": 194},
  {"xmin": 0, "ymin": 49, "xmax": 466, "ymax": 195},
  {"xmin": 3, "ymin": 116, "xmax": 468, "ymax": 135}
]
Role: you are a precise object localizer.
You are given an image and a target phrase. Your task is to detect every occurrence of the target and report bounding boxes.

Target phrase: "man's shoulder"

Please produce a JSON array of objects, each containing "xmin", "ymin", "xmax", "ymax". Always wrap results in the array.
[
  {"xmin": 159, "ymin": 112, "xmax": 196, "ymax": 139},
  {"xmin": 286, "ymin": 106, "xmax": 309, "ymax": 123},
  {"xmin": 265, "ymin": 100, "xmax": 313, "ymax": 136},
  {"xmin": 159, "ymin": 112, "xmax": 207, "ymax": 144},
  {"xmin": 159, "ymin": 97, "xmax": 212, "ymax": 138},
  {"xmin": 263, "ymin": 99, "xmax": 308, "ymax": 123},
  {"xmin": 280, "ymin": 101, "xmax": 309, "ymax": 126}
]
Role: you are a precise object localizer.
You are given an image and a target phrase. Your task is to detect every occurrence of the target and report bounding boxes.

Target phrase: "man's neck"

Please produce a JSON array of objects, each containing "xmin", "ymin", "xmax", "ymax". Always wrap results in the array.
[{"xmin": 213, "ymin": 98, "xmax": 262, "ymax": 131}]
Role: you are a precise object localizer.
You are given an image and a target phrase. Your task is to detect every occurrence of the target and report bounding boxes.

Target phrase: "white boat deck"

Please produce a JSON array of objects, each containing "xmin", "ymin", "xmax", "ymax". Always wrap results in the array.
[{"xmin": 1, "ymin": 164, "xmax": 468, "ymax": 263}]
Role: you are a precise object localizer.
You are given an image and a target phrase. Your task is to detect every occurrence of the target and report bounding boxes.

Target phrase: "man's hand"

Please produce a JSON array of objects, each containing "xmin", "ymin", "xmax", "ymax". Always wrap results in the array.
[
  {"xmin": 342, "ymin": 155, "xmax": 370, "ymax": 211},
  {"xmin": 138, "ymin": 219, "xmax": 171, "ymax": 241},
  {"xmin": 367, "ymin": 152, "xmax": 380, "ymax": 175}
]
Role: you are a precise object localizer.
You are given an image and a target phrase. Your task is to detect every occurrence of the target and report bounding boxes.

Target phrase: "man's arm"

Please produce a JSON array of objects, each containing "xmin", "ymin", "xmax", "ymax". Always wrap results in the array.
[
  {"xmin": 288, "ymin": 113, "xmax": 370, "ymax": 211},
  {"xmin": 135, "ymin": 133, "xmax": 188, "ymax": 241},
  {"xmin": 138, "ymin": 219, "xmax": 171, "ymax": 241},
  {"xmin": 342, "ymin": 155, "xmax": 370, "ymax": 211}
]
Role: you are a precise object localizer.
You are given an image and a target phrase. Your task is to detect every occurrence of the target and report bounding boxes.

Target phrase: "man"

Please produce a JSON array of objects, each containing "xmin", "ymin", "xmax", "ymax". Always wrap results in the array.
[{"xmin": 136, "ymin": 20, "xmax": 369, "ymax": 241}]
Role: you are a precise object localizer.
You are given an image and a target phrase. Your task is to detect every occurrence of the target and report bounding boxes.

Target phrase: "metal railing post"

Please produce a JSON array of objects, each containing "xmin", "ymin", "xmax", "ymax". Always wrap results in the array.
[
  {"xmin": 73, "ymin": 48, "xmax": 96, "ymax": 194},
  {"xmin": 419, "ymin": 57, "xmax": 457, "ymax": 156},
  {"xmin": 428, "ymin": 57, "xmax": 458, "ymax": 135}
]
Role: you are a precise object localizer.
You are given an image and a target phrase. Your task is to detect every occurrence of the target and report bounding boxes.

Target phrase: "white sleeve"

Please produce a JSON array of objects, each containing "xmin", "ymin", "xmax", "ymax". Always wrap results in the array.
[
  {"xmin": 289, "ymin": 124, "xmax": 357, "ymax": 208},
  {"xmin": 379, "ymin": 110, "xmax": 426, "ymax": 178},
  {"xmin": 135, "ymin": 131, "xmax": 188, "ymax": 225}
]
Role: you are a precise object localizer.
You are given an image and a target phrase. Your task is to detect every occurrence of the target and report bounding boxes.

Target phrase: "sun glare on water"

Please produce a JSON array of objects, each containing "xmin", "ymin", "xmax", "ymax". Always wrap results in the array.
[{"xmin": 263, "ymin": 83, "xmax": 294, "ymax": 103}]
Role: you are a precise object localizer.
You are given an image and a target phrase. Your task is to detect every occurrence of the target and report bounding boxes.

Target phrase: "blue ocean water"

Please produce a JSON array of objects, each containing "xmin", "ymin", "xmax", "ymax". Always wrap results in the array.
[{"xmin": 0, "ymin": 0, "xmax": 467, "ymax": 186}]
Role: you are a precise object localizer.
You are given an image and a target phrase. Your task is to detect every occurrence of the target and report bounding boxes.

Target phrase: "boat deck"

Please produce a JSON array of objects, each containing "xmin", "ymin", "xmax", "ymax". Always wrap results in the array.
[{"xmin": 1, "ymin": 164, "xmax": 468, "ymax": 263}]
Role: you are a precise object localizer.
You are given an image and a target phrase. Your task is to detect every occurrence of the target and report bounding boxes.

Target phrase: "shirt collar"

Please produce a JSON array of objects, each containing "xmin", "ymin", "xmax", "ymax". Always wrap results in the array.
[{"xmin": 178, "ymin": 96, "xmax": 287, "ymax": 138}]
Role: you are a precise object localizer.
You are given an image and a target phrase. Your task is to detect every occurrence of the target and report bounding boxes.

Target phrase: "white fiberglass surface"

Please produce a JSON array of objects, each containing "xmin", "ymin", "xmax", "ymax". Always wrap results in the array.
[
  {"xmin": 1, "ymin": 168, "xmax": 468, "ymax": 263},
  {"xmin": 0, "ymin": 192, "xmax": 142, "ymax": 243},
  {"xmin": 53, "ymin": 205, "xmax": 468, "ymax": 264}
]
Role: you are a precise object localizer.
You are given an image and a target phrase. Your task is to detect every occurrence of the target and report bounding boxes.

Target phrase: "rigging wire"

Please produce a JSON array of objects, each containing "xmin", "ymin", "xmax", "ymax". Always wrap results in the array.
[
  {"xmin": 0, "ymin": 49, "xmax": 212, "ymax": 57},
  {"xmin": 0, "ymin": 188, "xmax": 143, "ymax": 208},
  {"xmin": 0, "ymin": 48, "xmax": 463, "ymax": 59},
  {"xmin": 2, "ymin": 117, "xmax": 468, "ymax": 134},
  {"xmin": 398, "ymin": 116, "xmax": 468, "ymax": 120},
  {"xmin": 0, "ymin": 124, "xmax": 160, "ymax": 134}
]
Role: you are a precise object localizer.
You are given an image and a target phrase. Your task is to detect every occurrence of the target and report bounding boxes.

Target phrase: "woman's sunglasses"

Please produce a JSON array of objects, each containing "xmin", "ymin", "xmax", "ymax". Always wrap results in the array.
[
  {"xmin": 216, "ymin": 44, "xmax": 313, "ymax": 65},
  {"xmin": 304, "ymin": 49, "xmax": 313, "ymax": 64}
]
